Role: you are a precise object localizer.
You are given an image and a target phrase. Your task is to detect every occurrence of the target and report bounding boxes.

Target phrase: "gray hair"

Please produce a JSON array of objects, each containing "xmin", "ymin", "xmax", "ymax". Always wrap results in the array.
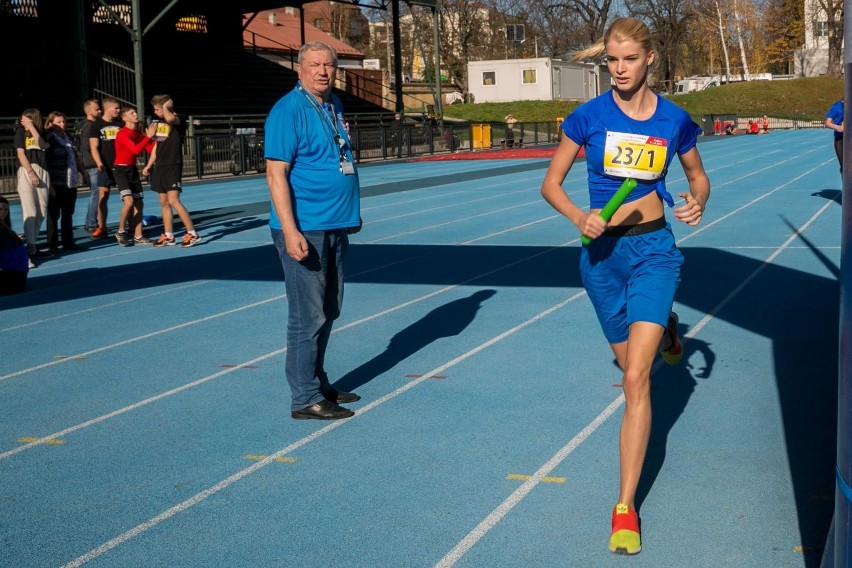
[{"xmin": 297, "ymin": 41, "xmax": 338, "ymax": 66}]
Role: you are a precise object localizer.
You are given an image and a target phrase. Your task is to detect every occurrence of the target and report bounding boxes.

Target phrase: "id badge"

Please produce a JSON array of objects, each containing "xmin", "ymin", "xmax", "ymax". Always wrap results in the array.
[{"xmin": 340, "ymin": 161, "xmax": 355, "ymax": 175}]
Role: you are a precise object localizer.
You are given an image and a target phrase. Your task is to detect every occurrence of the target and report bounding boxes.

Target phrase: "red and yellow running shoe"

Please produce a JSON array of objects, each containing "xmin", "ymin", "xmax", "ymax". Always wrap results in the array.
[{"xmin": 609, "ymin": 503, "xmax": 641, "ymax": 555}]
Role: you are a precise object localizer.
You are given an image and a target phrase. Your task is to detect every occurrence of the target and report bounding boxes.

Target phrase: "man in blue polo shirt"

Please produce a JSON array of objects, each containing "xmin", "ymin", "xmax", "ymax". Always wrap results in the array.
[{"xmin": 265, "ymin": 41, "xmax": 362, "ymax": 420}]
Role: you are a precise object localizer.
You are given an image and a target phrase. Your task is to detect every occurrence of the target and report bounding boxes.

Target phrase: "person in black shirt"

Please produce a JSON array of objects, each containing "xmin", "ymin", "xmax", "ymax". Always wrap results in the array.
[
  {"xmin": 390, "ymin": 112, "xmax": 403, "ymax": 158},
  {"xmin": 13, "ymin": 108, "xmax": 51, "ymax": 262},
  {"xmin": 80, "ymin": 99, "xmax": 102, "ymax": 233},
  {"xmin": 142, "ymin": 95, "xmax": 200, "ymax": 248},
  {"xmin": 88, "ymin": 96, "xmax": 121, "ymax": 238}
]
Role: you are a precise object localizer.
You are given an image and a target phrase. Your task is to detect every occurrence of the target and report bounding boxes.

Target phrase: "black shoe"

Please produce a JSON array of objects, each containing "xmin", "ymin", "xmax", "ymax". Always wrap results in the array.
[
  {"xmin": 323, "ymin": 388, "xmax": 361, "ymax": 404},
  {"xmin": 291, "ymin": 399, "xmax": 354, "ymax": 420},
  {"xmin": 31, "ymin": 249, "xmax": 53, "ymax": 258}
]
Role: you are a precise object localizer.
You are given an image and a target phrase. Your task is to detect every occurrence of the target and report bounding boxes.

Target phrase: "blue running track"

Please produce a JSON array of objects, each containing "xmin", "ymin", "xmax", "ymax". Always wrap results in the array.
[{"xmin": 0, "ymin": 129, "xmax": 839, "ymax": 567}]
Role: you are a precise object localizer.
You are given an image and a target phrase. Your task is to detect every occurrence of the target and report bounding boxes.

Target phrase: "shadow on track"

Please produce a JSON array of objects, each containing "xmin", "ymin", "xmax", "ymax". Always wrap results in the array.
[
  {"xmin": 334, "ymin": 289, "xmax": 497, "ymax": 393},
  {"xmin": 4, "ymin": 241, "xmax": 837, "ymax": 559}
]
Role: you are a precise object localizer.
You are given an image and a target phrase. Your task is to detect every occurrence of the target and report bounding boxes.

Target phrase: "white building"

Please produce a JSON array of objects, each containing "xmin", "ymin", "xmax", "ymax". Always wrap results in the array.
[
  {"xmin": 794, "ymin": 0, "xmax": 842, "ymax": 76},
  {"xmin": 674, "ymin": 73, "xmax": 774, "ymax": 94},
  {"xmin": 467, "ymin": 58, "xmax": 610, "ymax": 103}
]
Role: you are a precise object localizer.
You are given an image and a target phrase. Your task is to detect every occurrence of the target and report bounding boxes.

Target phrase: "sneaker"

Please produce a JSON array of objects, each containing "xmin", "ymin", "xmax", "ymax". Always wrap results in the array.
[
  {"xmin": 181, "ymin": 233, "xmax": 201, "ymax": 248},
  {"xmin": 609, "ymin": 503, "xmax": 641, "ymax": 555},
  {"xmin": 660, "ymin": 311, "xmax": 683, "ymax": 365},
  {"xmin": 153, "ymin": 234, "xmax": 176, "ymax": 247},
  {"xmin": 115, "ymin": 232, "xmax": 131, "ymax": 247},
  {"xmin": 91, "ymin": 226, "xmax": 107, "ymax": 239},
  {"xmin": 28, "ymin": 258, "xmax": 36, "ymax": 269},
  {"xmin": 134, "ymin": 236, "xmax": 154, "ymax": 246}
]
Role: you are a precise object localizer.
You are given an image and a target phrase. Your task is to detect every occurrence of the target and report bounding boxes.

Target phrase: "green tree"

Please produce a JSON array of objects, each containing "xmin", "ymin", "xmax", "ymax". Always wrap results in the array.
[
  {"xmin": 626, "ymin": 0, "xmax": 696, "ymax": 92},
  {"xmin": 763, "ymin": 0, "xmax": 804, "ymax": 74}
]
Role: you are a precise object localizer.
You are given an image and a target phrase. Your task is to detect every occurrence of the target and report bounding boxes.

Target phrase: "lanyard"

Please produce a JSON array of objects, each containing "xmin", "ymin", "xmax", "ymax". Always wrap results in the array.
[{"xmin": 297, "ymin": 84, "xmax": 347, "ymax": 158}]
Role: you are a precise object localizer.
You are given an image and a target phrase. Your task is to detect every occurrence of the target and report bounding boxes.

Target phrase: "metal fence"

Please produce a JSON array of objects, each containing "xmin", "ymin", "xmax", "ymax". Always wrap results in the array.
[
  {"xmin": 0, "ymin": 131, "xmax": 268, "ymax": 195},
  {"xmin": 0, "ymin": 116, "xmax": 827, "ymax": 196}
]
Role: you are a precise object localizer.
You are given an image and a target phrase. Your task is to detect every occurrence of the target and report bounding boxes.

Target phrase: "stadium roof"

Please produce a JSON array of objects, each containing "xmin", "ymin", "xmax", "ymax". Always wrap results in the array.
[{"xmin": 241, "ymin": 0, "xmax": 393, "ymax": 12}]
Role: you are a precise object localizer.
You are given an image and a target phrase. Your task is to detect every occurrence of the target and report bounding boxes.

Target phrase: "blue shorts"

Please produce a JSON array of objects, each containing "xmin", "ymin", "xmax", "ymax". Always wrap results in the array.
[{"xmin": 580, "ymin": 221, "xmax": 683, "ymax": 344}]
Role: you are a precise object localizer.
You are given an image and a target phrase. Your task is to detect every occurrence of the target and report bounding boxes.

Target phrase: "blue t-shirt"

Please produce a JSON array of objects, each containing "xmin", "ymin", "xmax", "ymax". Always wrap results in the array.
[
  {"xmin": 562, "ymin": 92, "xmax": 701, "ymax": 209},
  {"xmin": 827, "ymin": 100, "xmax": 844, "ymax": 140},
  {"xmin": 264, "ymin": 83, "xmax": 360, "ymax": 231}
]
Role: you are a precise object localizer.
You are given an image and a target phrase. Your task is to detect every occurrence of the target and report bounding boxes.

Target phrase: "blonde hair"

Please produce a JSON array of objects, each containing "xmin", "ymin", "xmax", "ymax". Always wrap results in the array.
[
  {"xmin": 45, "ymin": 111, "xmax": 66, "ymax": 130},
  {"xmin": 150, "ymin": 94, "xmax": 171, "ymax": 107},
  {"xmin": 571, "ymin": 18, "xmax": 654, "ymax": 62}
]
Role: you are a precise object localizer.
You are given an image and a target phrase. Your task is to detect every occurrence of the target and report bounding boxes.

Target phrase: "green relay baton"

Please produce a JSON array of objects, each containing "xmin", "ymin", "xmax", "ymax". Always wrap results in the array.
[{"xmin": 580, "ymin": 178, "xmax": 638, "ymax": 245}]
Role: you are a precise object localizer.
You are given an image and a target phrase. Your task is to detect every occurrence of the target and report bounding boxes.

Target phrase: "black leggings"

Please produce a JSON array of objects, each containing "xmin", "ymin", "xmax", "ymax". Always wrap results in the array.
[{"xmin": 47, "ymin": 184, "xmax": 78, "ymax": 248}]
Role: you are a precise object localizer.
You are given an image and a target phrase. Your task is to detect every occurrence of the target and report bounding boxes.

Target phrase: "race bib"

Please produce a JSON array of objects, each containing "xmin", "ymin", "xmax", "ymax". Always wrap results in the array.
[
  {"xmin": 603, "ymin": 131, "xmax": 668, "ymax": 180},
  {"xmin": 102, "ymin": 126, "xmax": 120, "ymax": 141},
  {"xmin": 24, "ymin": 136, "xmax": 41, "ymax": 150},
  {"xmin": 154, "ymin": 122, "xmax": 171, "ymax": 141}
]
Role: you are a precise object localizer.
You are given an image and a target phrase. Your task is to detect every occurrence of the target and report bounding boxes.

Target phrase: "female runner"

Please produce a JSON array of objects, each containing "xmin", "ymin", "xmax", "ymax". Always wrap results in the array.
[{"xmin": 540, "ymin": 17, "xmax": 710, "ymax": 555}]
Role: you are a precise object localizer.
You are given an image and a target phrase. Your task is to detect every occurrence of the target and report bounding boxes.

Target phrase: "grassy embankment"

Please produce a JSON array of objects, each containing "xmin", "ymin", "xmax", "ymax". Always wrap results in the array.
[{"xmin": 440, "ymin": 77, "xmax": 843, "ymax": 124}]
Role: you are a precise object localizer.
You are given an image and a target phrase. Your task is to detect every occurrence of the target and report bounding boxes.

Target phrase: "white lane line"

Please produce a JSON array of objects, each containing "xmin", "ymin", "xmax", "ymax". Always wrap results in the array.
[
  {"xmin": 1, "ymin": 280, "xmax": 213, "ymax": 333},
  {"xmin": 357, "ymin": 163, "xmax": 570, "ymax": 212},
  {"xmin": 678, "ymin": 159, "xmax": 831, "ymax": 242},
  {"xmin": 0, "ymin": 356, "xmax": 278, "ymax": 461},
  {"xmin": 663, "ymin": 144, "xmax": 822, "ymax": 194},
  {"xmin": 460, "ymin": 215, "xmax": 562, "ymax": 245},
  {"xmin": 59, "ymin": 290, "xmax": 589, "ymax": 568},
  {"xmin": 2, "ymin": 244, "xmax": 273, "ymax": 309},
  {"xmin": 362, "ymin": 188, "xmax": 492, "ymax": 212},
  {"xmin": 65, "ymin": 178, "xmax": 829, "ymax": 563},
  {"xmin": 1, "ymin": 237, "xmax": 576, "ymax": 459},
  {"xmin": 4, "ymin": 150, "xmax": 825, "ymax": 436},
  {"xmin": 0, "ymin": 212, "xmax": 568, "ymax": 384},
  {"xmin": 31, "ymin": 148, "xmax": 841, "ymax": 564},
  {"xmin": 4, "ymin": 147, "xmax": 828, "ymax": 421},
  {"xmin": 365, "ymin": 200, "xmax": 547, "ymax": 243},
  {"xmin": 432, "ymin": 184, "xmax": 837, "ymax": 568},
  {"xmin": 682, "ymin": 196, "xmax": 836, "ymax": 344},
  {"xmin": 434, "ymin": 395, "xmax": 626, "ymax": 568},
  {"xmin": 369, "ymin": 188, "xmax": 531, "ymax": 224},
  {"xmin": 0, "ymin": 296, "xmax": 282, "ymax": 383}
]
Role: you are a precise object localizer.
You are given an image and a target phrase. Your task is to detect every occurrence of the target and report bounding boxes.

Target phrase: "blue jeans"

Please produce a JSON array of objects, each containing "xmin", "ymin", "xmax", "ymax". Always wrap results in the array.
[
  {"xmin": 84, "ymin": 167, "xmax": 100, "ymax": 228},
  {"xmin": 271, "ymin": 228, "xmax": 348, "ymax": 410}
]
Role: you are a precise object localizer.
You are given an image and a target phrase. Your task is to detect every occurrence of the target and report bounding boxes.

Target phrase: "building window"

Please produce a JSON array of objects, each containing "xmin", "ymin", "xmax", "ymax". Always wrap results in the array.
[
  {"xmin": 92, "ymin": 2, "xmax": 131, "ymax": 25},
  {"xmin": 482, "ymin": 71, "xmax": 496, "ymax": 86},
  {"xmin": 522, "ymin": 69, "xmax": 537, "ymax": 84},
  {"xmin": 176, "ymin": 14, "xmax": 208, "ymax": 33},
  {"xmin": 1, "ymin": 0, "xmax": 38, "ymax": 17},
  {"xmin": 314, "ymin": 18, "xmax": 324, "ymax": 28},
  {"xmin": 814, "ymin": 21, "xmax": 829, "ymax": 37}
]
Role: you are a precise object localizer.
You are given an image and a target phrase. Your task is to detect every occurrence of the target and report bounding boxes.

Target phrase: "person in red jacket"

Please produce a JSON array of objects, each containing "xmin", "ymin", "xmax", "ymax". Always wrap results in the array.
[{"xmin": 113, "ymin": 107, "xmax": 157, "ymax": 246}]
